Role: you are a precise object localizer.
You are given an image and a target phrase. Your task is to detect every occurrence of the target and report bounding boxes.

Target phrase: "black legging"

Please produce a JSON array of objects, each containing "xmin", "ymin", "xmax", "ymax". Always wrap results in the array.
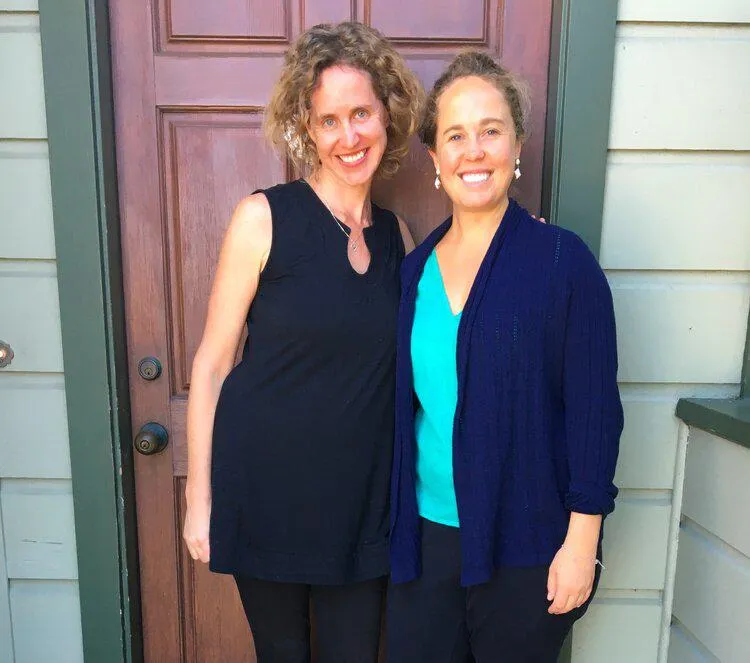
[
  {"xmin": 387, "ymin": 519, "xmax": 600, "ymax": 663},
  {"xmin": 234, "ymin": 575, "xmax": 385, "ymax": 663}
]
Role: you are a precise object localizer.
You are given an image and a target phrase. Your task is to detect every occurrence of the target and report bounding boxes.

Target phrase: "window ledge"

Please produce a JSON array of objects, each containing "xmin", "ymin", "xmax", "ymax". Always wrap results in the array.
[{"xmin": 676, "ymin": 397, "xmax": 750, "ymax": 451}]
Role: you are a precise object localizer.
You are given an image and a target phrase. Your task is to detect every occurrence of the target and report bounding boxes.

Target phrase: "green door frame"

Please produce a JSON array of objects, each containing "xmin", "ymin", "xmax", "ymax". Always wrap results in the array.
[{"xmin": 37, "ymin": 1, "xmax": 618, "ymax": 660}]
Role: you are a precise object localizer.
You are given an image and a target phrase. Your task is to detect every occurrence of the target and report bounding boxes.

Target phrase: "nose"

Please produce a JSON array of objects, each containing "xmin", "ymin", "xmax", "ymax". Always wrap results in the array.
[
  {"xmin": 465, "ymin": 136, "xmax": 485, "ymax": 160},
  {"xmin": 341, "ymin": 121, "xmax": 358, "ymax": 148}
]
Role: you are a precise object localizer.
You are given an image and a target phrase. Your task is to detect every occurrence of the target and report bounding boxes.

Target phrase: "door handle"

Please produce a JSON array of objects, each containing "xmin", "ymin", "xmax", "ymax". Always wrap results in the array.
[{"xmin": 134, "ymin": 422, "xmax": 169, "ymax": 455}]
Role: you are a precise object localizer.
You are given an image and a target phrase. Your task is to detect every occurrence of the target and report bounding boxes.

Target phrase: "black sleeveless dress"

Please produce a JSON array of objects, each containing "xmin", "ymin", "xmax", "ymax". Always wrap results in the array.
[{"xmin": 209, "ymin": 179, "xmax": 404, "ymax": 584}]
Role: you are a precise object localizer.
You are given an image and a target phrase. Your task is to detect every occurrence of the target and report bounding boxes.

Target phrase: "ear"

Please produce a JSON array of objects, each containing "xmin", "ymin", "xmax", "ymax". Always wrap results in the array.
[
  {"xmin": 428, "ymin": 149, "xmax": 439, "ymax": 172},
  {"xmin": 514, "ymin": 138, "xmax": 524, "ymax": 161}
]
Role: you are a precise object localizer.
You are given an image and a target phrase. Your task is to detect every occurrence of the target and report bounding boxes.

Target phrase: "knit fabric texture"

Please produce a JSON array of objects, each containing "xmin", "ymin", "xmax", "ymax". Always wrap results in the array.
[{"xmin": 390, "ymin": 199, "xmax": 624, "ymax": 587}]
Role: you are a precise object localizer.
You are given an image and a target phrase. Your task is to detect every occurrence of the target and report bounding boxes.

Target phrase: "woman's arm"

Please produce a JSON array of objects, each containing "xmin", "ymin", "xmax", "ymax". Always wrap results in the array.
[
  {"xmin": 548, "ymin": 236, "xmax": 623, "ymax": 613},
  {"xmin": 183, "ymin": 194, "xmax": 272, "ymax": 563}
]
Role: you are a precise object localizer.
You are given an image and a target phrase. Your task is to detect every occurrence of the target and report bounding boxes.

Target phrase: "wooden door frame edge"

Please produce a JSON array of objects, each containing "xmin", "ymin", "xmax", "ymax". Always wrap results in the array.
[{"xmin": 38, "ymin": 0, "xmax": 618, "ymax": 660}]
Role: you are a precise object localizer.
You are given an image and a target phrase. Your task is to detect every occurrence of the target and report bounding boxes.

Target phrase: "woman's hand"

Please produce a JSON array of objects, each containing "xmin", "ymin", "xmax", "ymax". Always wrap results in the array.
[
  {"xmin": 183, "ymin": 489, "xmax": 212, "ymax": 563},
  {"xmin": 547, "ymin": 512, "xmax": 602, "ymax": 614},
  {"xmin": 546, "ymin": 546, "xmax": 596, "ymax": 614}
]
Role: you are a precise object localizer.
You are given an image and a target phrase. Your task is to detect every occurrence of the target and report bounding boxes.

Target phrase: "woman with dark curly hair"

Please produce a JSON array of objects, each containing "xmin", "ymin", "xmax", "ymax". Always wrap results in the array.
[
  {"xmin": 387, "ymin": 51, "xmax": 622, "ymax": 662},
  {"xmin": 181, "ymin": 22, "xmax": 422, "ymax": 663}
]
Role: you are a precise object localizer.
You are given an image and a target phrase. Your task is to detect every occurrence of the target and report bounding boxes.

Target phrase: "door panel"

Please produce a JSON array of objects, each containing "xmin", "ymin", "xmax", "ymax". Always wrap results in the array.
[{"xmin": 111, "ymin": 2, "xmax": 552, "ymax": 660}]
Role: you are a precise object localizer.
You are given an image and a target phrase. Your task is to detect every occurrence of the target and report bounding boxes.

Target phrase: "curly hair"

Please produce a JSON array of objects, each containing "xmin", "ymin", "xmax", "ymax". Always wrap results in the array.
[
  {"xmin": 264, "ymin": 22, "xmax": 424, "ymax": 178},
  {"xmin": 419, "ymin": 50, "xmax": 530, "ymax": 149}
]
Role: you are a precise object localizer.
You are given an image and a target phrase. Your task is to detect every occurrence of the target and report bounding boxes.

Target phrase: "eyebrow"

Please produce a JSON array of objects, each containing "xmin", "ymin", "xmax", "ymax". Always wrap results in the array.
[
  {"xmin": 315, "ymin": 104, "xmax": 376, "ymax": 119},
  {"xmin": 442, "ymin": 117, "xmax": 507, "ymax": 135}
]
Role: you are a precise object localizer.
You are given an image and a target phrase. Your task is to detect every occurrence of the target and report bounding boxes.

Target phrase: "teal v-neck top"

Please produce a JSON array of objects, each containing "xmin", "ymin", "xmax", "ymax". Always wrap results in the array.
[{"xmin": 411, "ymin": 250, "xmax": 462, "ymax": 527}]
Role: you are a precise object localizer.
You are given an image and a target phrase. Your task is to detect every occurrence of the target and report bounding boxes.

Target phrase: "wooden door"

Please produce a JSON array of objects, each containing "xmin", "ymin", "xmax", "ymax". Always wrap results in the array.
[{"xmin": 110, "ymin": 1, "xmax": 553, "ymax": 660}]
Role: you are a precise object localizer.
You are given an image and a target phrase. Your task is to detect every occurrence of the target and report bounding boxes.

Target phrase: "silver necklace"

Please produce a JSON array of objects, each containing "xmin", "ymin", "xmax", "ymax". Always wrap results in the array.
[{"xmin": 315, "ymin": 188, "xmax": 368, "ymax": 254}]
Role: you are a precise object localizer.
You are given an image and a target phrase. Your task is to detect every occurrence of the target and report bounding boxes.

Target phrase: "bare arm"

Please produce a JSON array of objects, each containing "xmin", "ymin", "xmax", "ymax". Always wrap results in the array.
[
  {"xmin": 183, "ymin": 193, "xmax": 271, "ymax": 563},
  {"xmin": 396, "ymin": 214, "xmax": 416, "ymax": 255}
]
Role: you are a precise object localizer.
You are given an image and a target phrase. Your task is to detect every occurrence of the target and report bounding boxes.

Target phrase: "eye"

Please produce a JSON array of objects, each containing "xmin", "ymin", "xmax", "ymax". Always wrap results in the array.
[
  {"xmin": 485, "ymin": 127, "xmax": 500, "ymax": 136},
  {"xmin": 448, "ymin": 134, "xmax": 462, "ymax": 142},
  {"xmin": 322, "ymin": 117, "xmax": 336, "ymax": 128},
  {"xmin": 354, "ymin": 109, "xmax": 370, "ymax": 120}
]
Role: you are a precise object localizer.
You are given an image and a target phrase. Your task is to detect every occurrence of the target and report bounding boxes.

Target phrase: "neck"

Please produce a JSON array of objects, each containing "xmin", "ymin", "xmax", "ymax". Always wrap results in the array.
[
  {"xmin": 449, "ymin": 196, "xmax": 511, "ymax": 241},
  {"xmin": 308, "ymin": 169, "xmax": 372, "ymax": 226}
]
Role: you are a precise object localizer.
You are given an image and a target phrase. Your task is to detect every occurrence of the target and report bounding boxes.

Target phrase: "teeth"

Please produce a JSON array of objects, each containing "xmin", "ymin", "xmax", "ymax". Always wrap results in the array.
[
  {"xmin": 461, "ymin": 172, "xmax": 490, "ymax": 183},
  {"xmin": 340, "ymin": 150, "xmax": 366, "ymax": 163}
]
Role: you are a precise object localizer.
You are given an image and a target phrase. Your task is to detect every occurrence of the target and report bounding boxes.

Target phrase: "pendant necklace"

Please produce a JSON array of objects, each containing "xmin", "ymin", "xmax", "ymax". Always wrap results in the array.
[{"xmin": 318, "ymin": 194, "xmax": 368, "ymax": 253}]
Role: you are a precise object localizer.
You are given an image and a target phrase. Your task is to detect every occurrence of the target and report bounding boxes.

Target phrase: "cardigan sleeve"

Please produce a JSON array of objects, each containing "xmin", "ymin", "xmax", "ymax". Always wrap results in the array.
[{"xmin": 562, "ymin": 237, "xmax": 623, "ymax": 516}]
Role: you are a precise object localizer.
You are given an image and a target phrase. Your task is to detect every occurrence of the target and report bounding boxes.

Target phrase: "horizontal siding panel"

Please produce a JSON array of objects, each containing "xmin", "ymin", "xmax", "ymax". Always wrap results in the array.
[
  {"xmin": 610, "ymin": 25, "xmax": 750, "ymax": 150},
  {"xmin": 572, "ymin": 596, "xmax": 662, "ymax": 663},
  {"xmin": 0, "ymin": 3, "xmax": 38, "ymax": 10},
  {"xmin": 0, "ymin": 490, "xmax": 15, "ymax": 662},
  {"xmin": 617, "ymin": 384, "xmax": 740, "ymax": 488},
  {"xmin": 682, "ymin": 429, "xmax": 750, "ymax": 556},
  {"xmin": 0, "ymin": 261, "xmax": 63, "ymax": 372},
  {"xmin": 610, "ymin": 272, "xmax": 750, "ymax": 383},
  {"xmin": 601, "ymin": 494, "xmax": 671, "ymax": 590},
  {"xmin": 668, "ymin": 623, "xmax": 720, "ymax": 663},
  {"xmin": 0, "ymin": 140, "xmax": 54, "ymax": 259},
  {"xmin": 0, "ymin": 14, "xmax": 45, "ymax": 139},
  {"xmin": 0, "ymin": 374, "xmax": 70, "ymax": 479},
  {"xmin": 672, "ymin": 522, "xmax": 750, "ymax": 663},
  {"xmin": 0, "ymin": 480, "xmax": 78, "ymax": 579},
  {"xmin": 9, "ymin": 580, "xmax": 83, "ymax": 663},
  {"xmin": 601, "ymin": 152, "xmax": 750, "ymax": 270},
  {"xmin": 618, "ymin": 0, "xmax": 750, "ymax": 23},
  {"xmin": 617, "ymin": 389, "xmax": 679, "ymax": 489}
]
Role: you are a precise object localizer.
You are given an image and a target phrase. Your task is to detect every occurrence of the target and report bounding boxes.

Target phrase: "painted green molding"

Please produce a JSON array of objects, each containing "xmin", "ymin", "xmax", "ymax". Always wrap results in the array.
[
  {"xmin": 741, "ymin": 307, "xmax": 750, "ymax": 398},
  {"xmin": 38, "ymin": 1, "xmax": 140, "ymax": 662},
  {"xmin": 676, "ymin": 398, "xmax": 750, "ymax": 451},
  {"xmin": 543, "ymin": 0, "xmax": 619, "ymax": 257}
]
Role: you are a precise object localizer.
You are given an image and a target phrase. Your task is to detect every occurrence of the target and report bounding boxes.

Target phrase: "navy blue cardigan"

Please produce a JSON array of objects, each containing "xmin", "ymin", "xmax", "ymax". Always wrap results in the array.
[{"xmin": 390, "ymin": 200, "xmax": 623, "ymax": 587}]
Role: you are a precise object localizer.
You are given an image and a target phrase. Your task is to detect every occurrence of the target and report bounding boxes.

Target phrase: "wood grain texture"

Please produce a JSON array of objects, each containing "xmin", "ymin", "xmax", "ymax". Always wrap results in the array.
[{"xmin": 111, "ymin": 1, "xmax": 553, "ymax": 658}]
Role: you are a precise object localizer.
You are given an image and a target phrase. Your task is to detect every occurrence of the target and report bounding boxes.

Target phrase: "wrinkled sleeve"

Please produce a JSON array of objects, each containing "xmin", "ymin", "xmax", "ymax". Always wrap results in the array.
[{"xmin": 562, "ymin": 238, "xmax": 624, "ymax": 516}]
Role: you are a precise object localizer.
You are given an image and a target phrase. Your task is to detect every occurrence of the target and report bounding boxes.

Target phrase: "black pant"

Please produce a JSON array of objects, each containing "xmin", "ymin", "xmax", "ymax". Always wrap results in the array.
[
  {"xmin": 387, "ymin": 520, "xmax": 599, "ymax": 663},
  {"xmin": 234, "ymin": 575, "xmax": 385, "ymax": 663}
]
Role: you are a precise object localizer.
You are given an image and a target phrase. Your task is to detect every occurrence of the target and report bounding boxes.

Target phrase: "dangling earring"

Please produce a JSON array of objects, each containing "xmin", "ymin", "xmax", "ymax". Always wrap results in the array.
[
  {"xmin": 514, "ymin": 158, "xmax": 522, "ymax": 180},
  {"xmin": 434, "ymin": 166, "xmax": 441, "ymax": 190}
]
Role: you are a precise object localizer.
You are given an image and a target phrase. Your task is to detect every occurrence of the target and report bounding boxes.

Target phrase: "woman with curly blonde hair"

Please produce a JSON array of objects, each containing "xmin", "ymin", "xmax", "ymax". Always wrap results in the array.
[{"xmin": 182, "ymin": 21, "xmax": 422, "ymax": 663}]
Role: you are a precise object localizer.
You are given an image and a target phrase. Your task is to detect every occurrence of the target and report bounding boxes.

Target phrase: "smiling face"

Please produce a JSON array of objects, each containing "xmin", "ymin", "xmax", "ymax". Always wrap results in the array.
[
  {"xmin": 430, "ymin": 75, "xmax": 522, "ymax": 216},
  {"xmin": 307, "ymin": 65, "xmax": 389, "ymax": 188}
]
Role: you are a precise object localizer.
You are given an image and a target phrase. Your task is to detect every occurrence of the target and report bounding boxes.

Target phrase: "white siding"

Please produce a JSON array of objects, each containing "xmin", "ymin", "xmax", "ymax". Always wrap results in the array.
[
  {"xmin": 609, "ymin": 25, "xmax": 750, "ymax": 151},
  {"xmin": 9, "ymin": 581, "xmax": 83, "ymax": 663},
  {"xmin": 618, "ymin": 0, "xmax": 750, "ymax": 24},
  {"xmin": 672, "ymin": 506, "xmax": 750, "ymax": 662},
  {"xmin": 0, "ymin": 4, "xmax": 82, "ymax": 662},
  {"xmin": 573, "ymin": 596, "xmax": 663, "ymax": 663},
  {"xmin": 579, "ymin": 3, "xmax": 750, "ymax": 662},
  {"xmin": 0, "ymin": 141, "xmax": 55, "ymax": 259}
]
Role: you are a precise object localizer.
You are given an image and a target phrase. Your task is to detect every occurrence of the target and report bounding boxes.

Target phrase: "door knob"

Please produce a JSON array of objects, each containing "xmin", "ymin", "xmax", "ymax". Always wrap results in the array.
[{"xmin": 134, "ymin": 422, "xmax": 169, "ymax": 455}]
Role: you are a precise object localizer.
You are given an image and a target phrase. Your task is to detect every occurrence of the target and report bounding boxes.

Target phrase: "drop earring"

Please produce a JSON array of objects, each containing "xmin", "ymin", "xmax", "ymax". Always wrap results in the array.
[
  {"xmin": 434, "ymin": 167, "xmax": 441, "ymax": 190},
  {"xmin": 514, "ymin": 158, "xmax": 522, "ymax": 180}
]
